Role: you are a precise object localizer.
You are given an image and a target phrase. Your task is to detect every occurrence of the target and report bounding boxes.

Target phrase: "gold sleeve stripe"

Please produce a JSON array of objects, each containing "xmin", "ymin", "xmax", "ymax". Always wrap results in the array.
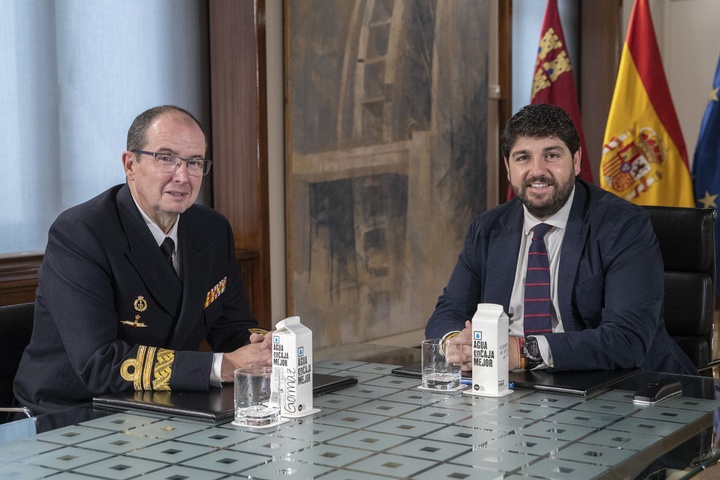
[
  {"xmin": 121, "ymin": 345, "xmax": 146, "ymax": 390},
  {"xmin": 143, "ymin": 346, "xmax": 156, "ymax": 391},
  {"xmin": 152, "ymin": 348, "xmax": 174, "ymax": 390},
  {"xmin": 120, "ymin": 345, "xmax": 176, "ymax": 391}
]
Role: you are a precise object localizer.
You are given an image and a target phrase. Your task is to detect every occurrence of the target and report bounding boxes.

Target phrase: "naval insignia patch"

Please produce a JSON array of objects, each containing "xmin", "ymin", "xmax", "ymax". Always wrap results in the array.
[
  {"xmin": 121, "ymin": 296, "xmax": 150, "ymax": 328},
  {"xmin": 120, "ymin": 315, "xmax": 148, "ymax": 328},
  {"xmin": 134, "ymin": 296, "xmax": 148, "ymax": 312}
]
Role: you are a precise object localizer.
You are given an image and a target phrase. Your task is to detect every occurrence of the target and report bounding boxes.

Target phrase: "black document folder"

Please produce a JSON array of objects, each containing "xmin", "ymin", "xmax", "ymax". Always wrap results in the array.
[
  {"xmin": 93, "ymin": 373, "xmax": 358, "ymax": 421},
  {"xmin": 391, "ymin": 363, "xmax": 639, "ymax": 396},
  {"xmin": 507, "ymin": 368, "xmax": 640, "ymax": 396}
]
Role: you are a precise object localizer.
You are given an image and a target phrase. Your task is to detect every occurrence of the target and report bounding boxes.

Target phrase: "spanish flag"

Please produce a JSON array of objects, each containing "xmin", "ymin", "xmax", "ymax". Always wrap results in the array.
[{"xmin": 600, "ymin": 0, "xmax": 694, "ymax": 206}]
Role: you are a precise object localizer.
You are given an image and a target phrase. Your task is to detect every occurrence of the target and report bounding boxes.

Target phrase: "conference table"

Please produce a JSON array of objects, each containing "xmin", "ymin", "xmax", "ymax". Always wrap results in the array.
[{"xmin": 1, "ymin": 343, "xmax": 719, "ymax": 479}]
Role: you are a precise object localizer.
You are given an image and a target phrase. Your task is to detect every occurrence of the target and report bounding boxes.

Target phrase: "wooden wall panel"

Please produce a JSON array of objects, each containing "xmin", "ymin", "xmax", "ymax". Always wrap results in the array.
[
  {"xmin": 497, "ymin": 0, "xmax": 512, "ymax": 204},
  {"xmin": 579, "ymin": 0, "xmax": 623, "ymax": 183},
  {"xmin": 209, "ymin": 0, "xmax": 271, "ymax": 329},
  {"xmin": 0, "ymin": 255, "xmax": 41, "ymax": 306}
]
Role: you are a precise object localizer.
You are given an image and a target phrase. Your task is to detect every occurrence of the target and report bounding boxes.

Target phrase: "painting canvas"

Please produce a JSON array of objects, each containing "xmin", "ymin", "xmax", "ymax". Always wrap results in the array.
[{"xmin": 285, "ymin": 0, "xmax": 489, "ymax": 347}]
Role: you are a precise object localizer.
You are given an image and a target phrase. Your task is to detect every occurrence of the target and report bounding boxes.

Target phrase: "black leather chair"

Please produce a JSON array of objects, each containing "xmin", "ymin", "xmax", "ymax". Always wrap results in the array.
[
  {"xmin": 0, "ymin": 302, "xmax": 34, "ymax": 423},
  {"xmin": 643, "ymin": 206, "xmax": 717, "ymax": 371},
  {"xmin": 643, "ymin": 207, "xmax": 719, "ymax": 477}
]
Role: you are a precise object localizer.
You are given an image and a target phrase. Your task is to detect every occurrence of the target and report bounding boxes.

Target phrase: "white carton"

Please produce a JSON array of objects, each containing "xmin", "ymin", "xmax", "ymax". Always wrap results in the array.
[
  {"xmin": 272, "ymin": 316, "xmax": 319, "ymax": 417},
  {"xmin": 464, "ymin": 304, "xmax": 513, "ymax": 397}
]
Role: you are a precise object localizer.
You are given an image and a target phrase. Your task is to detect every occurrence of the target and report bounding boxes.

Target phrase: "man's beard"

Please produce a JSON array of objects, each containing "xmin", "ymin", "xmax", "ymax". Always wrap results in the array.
[{"xmin": 512, "ymin": 174, "xmax": 576, "ymax": 219}]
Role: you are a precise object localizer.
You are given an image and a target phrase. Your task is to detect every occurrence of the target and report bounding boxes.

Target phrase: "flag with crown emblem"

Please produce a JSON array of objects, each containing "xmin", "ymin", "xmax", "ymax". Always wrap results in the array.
[
  {"xmin": 691, "ymin": 54, "xmax": 720, "ymax": 292},
  {"xmin": 600, "ymin": 0, "xmax": 694, "ymax": 206},
  {"xmin": 509, "ymin": 0, "xmax": 593, "ymax": 200}
]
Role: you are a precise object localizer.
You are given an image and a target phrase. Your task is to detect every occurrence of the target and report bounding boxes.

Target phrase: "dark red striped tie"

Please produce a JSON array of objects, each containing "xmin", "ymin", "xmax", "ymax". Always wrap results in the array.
[{"xmin": 524, "ymin": 223, "xmax": 553, "ymax": 335}]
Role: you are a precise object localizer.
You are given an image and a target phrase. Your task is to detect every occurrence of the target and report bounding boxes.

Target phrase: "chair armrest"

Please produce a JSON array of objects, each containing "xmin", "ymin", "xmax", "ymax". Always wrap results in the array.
[
  {"xmin": 696, "ymin": 358, "xmax": 720, "ymax": 374},
  {"xmin": 0, "ymin": 407, "xmax": 34, "ymax": 419}
]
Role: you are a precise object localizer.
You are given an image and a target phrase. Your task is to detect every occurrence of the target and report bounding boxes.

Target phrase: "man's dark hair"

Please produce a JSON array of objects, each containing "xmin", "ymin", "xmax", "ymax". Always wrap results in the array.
[
  {"xmin": 501, "ymin": 104, "xmax": 580, "ymax": 159},
  {"xmin": 127, "ymin": 105, "xmax": 205, "ymax": 151}
]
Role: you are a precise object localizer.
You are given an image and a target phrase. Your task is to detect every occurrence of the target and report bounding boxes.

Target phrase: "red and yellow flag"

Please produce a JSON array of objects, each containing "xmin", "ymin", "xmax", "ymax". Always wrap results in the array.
[
  {"xmin": 509, "ymin": 0, "xmax": 593, "ymax": 200},
  {"xmin": 531, "ymin": 0, "xmax": 593, "ymax": 184},
  {"xmin": 600, "ymin": 0, "xmax": 693, "ymax": 206}
]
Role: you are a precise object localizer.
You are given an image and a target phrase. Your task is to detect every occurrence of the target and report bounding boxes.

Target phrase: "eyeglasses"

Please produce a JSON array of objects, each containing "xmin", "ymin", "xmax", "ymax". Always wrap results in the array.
[{"xmin": 133, "ymin": 150, "xmax": 212, "ymax": 176}]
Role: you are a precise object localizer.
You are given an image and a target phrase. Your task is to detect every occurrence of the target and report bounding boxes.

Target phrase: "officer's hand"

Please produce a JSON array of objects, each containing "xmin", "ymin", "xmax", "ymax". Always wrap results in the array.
[
  {"xmin": 446, "ymin": 320, "xmax": 473, "ymax": 371},
  {"xmin": 220, "ymin": 342, "xmax": 272, "ymax": 382}
]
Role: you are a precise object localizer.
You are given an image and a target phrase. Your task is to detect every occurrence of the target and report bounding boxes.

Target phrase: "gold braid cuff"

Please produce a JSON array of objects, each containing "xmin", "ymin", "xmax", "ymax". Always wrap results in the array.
[
  {"xmin": 121, "ymin": 345, "xmax": 175, "ymax": 391},
  {"xmin": 153, "ymin": 348, "xmax": 174, "ymax": 390}
]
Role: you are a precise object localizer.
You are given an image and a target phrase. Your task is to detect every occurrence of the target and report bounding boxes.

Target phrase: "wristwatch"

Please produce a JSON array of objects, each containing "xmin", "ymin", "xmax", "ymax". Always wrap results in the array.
[{"xmin": 522, "ymin": 336, "xmax": 543, "ymax": 369}]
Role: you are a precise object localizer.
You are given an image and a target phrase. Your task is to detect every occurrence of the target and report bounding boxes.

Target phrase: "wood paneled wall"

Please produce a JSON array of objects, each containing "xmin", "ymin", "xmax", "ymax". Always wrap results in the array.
[
  {"xmin": 0, "ymin": 255, "xmax": 42, "ymax": 306},
  {"xmin": 579, "ymin": 0, "xmax": 623, "ymax": 183},
  {"xmin": 497, "ymin": 0, "xmax": 513, "ymax": 204},
  {"xmin": 208, "ymin": 0, "xmax": 272, "ymax": 330}
]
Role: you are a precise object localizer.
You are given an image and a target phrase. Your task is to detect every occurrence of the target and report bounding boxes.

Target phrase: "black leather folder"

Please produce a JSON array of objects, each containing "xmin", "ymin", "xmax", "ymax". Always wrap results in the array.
[
  {"xmin": 391, "ymin": 363, "xmax": 639, "ymax": 396},
  {"xmin": 93, "ymin": 373, "xmax": 357, "ymax": 421},
  {"xmin": 506, "ymin": 368, "xmax": 640, "ymax": 396}
]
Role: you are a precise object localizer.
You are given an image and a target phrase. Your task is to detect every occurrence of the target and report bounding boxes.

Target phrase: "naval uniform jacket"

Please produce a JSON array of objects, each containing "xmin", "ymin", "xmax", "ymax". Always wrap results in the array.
[
  {"xmin": 14, "ymin": 184, "xmax": 259, "ymax": 413},
  {"xmin": 426, "ymin": 179, "xmax": 697, "ymax": 375}
]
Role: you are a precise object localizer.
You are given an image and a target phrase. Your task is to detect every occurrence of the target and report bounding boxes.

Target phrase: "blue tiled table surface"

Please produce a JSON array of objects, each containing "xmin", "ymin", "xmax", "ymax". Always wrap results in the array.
[{"xmin": 1, "ymin": 359, "xmax": 719, "ymax": 480}]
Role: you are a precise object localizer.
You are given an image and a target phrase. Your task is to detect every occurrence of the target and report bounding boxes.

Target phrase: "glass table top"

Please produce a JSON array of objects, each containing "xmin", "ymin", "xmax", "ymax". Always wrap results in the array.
[{"xmin": 1, "ymin": 355, "xmax": 719, "ymax": 479}]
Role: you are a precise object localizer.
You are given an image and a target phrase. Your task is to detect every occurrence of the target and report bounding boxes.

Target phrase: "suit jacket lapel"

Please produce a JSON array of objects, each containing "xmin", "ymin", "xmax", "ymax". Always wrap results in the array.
[
  {"xmin": 166, "ymin": 216, "xmax": 217, "ymax": 348},
  {"xmin": 485, "ymin": 202, "xmax": 524, "ymax": 311},
  {"xmin": 557, "ymin": 181, "xmax": 590, "ymax": 332},
  {"xmin": 117, "ymin": 186, "xmax": 183, "ymax": 317}
]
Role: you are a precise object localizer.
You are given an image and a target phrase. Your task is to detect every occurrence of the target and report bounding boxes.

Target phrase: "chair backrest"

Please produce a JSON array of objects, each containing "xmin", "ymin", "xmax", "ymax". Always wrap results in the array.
[
  {"xmin": 643, "ymin": 206, "xmax": 716, "ymax": 369},
  {"xmin": 0, "ymin": 302, "xmax": 34, "ymax": 411}
]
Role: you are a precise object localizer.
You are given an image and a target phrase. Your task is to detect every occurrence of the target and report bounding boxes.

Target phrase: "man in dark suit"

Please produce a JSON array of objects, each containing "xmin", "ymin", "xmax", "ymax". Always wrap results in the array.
[
  {"xmin": 14, "ymin": 105, "xmax": 271, "ymax": 414},
  {"xmin": 426, "ymin": 104, "xmax": 696, "ymax": 376}
]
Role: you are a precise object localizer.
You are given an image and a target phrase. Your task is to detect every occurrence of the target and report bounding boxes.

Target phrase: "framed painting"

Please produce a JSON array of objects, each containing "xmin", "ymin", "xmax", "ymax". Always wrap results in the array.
[{"xmin": 285, "ymin": 0, "xmax": 489, "ymax": 346}]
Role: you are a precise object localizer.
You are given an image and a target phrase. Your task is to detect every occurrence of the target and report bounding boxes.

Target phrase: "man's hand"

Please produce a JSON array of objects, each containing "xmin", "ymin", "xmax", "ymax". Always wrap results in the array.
[
  {"xmin": 220, "ymin": 334, "xmax": 273, "ymax": 382},
  {"xmin": 445, "ymin": 320, "xmax": 473, "ymax": 371},
  {"xmin": 446, "ymin": 323, "xmax": 524, "ymax": 372},
  {"xmin": 250, "ymin": 331, "xmax": 272, "ymax": 348},
  {"xmin": 508, "ymin": 335, "xmax": 522, "ymax": 370}
]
